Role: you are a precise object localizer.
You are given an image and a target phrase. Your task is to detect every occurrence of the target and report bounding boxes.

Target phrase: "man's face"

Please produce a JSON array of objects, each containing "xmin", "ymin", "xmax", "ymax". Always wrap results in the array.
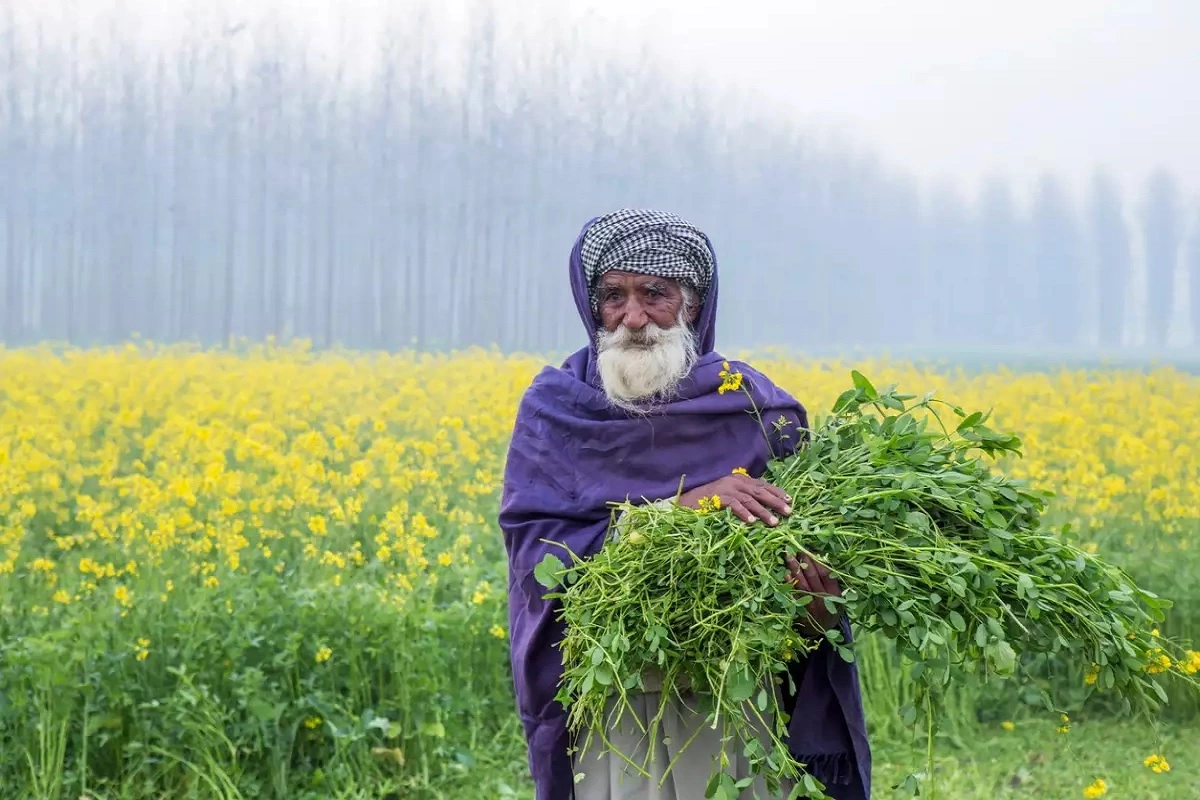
[
  {"xmin": 594, "ymin": 271, "xmax": 697, "ymax": 333},
  {"xmin": 593, "ymin": 271, "xmax": 700, "ymax": 411}
]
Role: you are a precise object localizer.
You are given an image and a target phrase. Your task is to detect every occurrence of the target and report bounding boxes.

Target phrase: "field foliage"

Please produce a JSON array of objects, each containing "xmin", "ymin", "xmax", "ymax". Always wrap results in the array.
[{"xmin": 1, "ymin": 342, "xmax": 1197, "ymax": 798}]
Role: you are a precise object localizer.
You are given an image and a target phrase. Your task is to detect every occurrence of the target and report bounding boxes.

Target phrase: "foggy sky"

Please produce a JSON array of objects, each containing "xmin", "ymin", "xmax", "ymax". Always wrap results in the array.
[
  {"xmin": 10, "ymin": 0, "xmax": 1200, "ymax": 205},
  {"xmin": 3, "ymin": 0, "xmax": 1198, "ymax": 353}
]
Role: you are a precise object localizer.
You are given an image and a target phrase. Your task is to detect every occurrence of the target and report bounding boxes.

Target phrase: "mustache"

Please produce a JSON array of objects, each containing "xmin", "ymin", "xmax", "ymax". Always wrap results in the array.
[{"xmin": 598, "ymin": 322, "xmax": 677, "ymax": 349}]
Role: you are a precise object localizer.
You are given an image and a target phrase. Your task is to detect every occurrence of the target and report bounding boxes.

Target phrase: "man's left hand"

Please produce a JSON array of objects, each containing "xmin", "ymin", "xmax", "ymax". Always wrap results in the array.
[{"xmin": 785, "ymin": 552, "xmax": 843, "ymax": 637}]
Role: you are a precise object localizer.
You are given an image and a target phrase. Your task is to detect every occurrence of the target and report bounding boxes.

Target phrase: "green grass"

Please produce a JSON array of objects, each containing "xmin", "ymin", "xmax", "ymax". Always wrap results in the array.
[
  {"xmin": 359, "ymin": 715, "xmax": 1200, "ymax": 799},
  {"xmin": 401, "ymin": 716, "xmax": 1200, "ymax": 800},
  {"xmin": 876, "ymin": 716, "xmax": 1198, "ymax": 799}
]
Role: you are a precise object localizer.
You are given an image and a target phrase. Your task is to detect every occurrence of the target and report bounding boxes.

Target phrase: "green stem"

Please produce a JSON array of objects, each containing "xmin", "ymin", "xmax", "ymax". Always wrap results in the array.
[{"xmin": 926, "ymin": 692, "xmax": 936, "ymax": 800}]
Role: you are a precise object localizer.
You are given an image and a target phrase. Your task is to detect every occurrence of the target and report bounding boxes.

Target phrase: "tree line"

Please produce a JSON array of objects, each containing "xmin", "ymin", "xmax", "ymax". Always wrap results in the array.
[{"xmin": 1, "ymin": 5, "xmax": 1198, "ymax": 354}]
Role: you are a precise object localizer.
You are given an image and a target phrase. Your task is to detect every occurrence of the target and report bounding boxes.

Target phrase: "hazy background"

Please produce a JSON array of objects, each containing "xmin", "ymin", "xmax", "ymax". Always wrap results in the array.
[{"xmin": 2, "ymin": 0, "xmax": 1198, "ymax": 353}]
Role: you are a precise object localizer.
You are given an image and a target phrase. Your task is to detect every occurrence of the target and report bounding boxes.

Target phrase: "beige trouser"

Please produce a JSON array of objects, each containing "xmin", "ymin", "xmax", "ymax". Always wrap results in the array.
[{"xmin": 571, "ymin": 675, "xmax": 795, "ymax": 800}]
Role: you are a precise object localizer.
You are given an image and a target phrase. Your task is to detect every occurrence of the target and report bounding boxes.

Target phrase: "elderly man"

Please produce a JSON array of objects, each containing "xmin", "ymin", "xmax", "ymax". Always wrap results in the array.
[{"xmin": 499, "ymin": 210, "xmax": 871, "ymax": 800}]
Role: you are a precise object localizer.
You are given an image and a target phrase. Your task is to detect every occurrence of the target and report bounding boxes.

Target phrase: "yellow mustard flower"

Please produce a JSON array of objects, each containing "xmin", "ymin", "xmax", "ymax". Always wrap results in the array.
[{"xmin": 1143, "ymin": 754, "xmax": 1170, "ymax": 773}]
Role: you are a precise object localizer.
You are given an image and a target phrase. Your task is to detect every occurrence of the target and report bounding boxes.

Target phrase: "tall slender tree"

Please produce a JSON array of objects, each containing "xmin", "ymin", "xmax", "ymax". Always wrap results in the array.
[
  {"xmin": 1140, "ymin": 169, "xmax": 1181, "ymax": 348},
  {"xmin": 1031, "ymin": 175, "xmax": 1084, "ymax": 346},
  {"xmin": 1088, "ymin": 171, "xmax": 1132, "ymax": 348}
]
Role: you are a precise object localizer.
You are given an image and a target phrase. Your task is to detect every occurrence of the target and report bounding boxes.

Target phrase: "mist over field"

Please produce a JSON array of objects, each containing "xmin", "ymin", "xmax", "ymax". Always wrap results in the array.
[{"xmin": 1, "ymin": 0, "xmax": 1198, "ymax": 355}]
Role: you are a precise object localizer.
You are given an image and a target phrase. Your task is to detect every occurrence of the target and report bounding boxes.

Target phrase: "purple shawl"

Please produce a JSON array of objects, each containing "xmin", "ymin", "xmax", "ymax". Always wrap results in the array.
[{"xmin": 499, "ymin": 218, "xmax": 872, "ymax": 799}]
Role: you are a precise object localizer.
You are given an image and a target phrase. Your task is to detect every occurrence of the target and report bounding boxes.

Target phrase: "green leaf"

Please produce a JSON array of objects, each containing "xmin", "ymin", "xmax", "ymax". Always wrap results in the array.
[
  {"xmin": 248, "ymin": 698, "xmax": 276, "ymax": 722},
  {"xmin": 948, "ymin": 611, "xmax": 966, "ymax": 632},
  {"xmin": 726, "ymin": 665, "xmax": 756, "ymax": 704},
  {"xmin": 851, "ymin": 370, "xmax": 879, "ymax": 400},
  {"xmin": 831, "ymin": 388, "xmax": 859, "ymax": 414},
  {"xmin": 593, "ymin": 664, "xmax": 613, "ymax": 686},
  {"xmin": 988, "ymin": 640, "xmax": 1017, "ymax": 676},
  {"xmin": 756, "ymin": 688, "xmax": 769, "ymax": 712},
  {"xmin": 533, "ymin": 553, "xmax": 564, "ymax": 589},
  {"xmin": 956, "ymin": 411, "xmax": 983, "ymax": 431}
]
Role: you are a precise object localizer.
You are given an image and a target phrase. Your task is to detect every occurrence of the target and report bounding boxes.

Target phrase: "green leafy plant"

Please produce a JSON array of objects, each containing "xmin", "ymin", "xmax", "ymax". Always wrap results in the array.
[{"xmin": 536, "ymin": 371, "xmax": 1199, "ymax": 799}]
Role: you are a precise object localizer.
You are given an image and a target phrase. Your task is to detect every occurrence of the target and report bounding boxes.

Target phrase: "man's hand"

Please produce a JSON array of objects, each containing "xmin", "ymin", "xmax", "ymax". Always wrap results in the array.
[
  {"xmin": 677, "ymin": 473, "xmax": 791, "ymax": 525},
  {"xmin": 785, "ymin": 552, "xmax": 843, "ymax": 637}
]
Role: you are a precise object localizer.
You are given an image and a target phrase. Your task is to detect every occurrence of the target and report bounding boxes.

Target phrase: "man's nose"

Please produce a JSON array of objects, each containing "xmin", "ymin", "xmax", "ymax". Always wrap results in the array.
[{"xmin": 622, "ymin": 300, "xmax": 649, "ymax": 331}]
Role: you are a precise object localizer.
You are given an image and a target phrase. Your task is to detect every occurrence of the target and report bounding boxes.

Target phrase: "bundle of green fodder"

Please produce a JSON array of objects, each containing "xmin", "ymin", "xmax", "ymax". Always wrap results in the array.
[{"xmin": 535, "ymin": 372, "xmax": 1198, "ymax": 800}]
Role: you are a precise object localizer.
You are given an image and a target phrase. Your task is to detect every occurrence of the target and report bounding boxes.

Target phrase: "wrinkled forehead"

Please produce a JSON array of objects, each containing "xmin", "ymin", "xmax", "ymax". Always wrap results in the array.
[{"xmin": 595, "ymin": 270, "xmax": 686, "ymax": 291}]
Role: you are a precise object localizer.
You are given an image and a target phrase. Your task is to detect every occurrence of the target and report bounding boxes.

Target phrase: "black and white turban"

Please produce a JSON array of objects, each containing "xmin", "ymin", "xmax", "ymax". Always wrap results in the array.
[{"xmin": 579, "ymin": 209, "xmax": 715, "ymax": 312}]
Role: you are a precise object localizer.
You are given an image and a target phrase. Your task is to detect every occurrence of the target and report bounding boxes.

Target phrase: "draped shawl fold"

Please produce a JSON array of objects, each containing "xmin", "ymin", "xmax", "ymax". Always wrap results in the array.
[{"xmin": 499, "ymin": 216, "xmax": 872, "ymax": 799}]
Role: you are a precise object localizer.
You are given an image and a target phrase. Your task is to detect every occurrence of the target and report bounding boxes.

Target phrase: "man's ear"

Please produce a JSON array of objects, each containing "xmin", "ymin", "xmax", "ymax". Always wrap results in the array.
[{"xmin": 682, "ymin": 284, "xmax": 701, "ymax": 324}]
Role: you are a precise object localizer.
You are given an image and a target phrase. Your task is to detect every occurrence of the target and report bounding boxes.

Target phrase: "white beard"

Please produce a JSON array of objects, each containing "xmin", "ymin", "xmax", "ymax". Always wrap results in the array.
[{"xmin": 595, "ymin": 313, "xmax": 698, "ymax": 413}]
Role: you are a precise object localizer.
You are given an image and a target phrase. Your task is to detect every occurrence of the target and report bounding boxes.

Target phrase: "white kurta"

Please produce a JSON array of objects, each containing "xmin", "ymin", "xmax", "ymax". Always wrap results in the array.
[{"xmin": 571, "ymin": 672, "xmax": 796, "ymax": 800}]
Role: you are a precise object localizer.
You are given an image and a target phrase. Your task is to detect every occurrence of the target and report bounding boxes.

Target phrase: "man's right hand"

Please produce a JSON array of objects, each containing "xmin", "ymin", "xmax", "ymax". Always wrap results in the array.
[{"xmin": 677, "ymin": 473, "xmax": 791, "ymax": 526}]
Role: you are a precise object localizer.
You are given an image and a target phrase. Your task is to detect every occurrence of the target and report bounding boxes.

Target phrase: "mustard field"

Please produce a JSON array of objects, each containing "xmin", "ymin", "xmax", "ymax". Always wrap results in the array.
[{"xmin": 1, "ymin": 342, "xmax": 1198, "ymax": 799}]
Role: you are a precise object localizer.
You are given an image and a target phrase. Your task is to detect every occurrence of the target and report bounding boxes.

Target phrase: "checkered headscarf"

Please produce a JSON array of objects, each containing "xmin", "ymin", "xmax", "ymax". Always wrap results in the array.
[{"xmin": 580, "ymin": 209, "xmax": 715, "ymax": 312}]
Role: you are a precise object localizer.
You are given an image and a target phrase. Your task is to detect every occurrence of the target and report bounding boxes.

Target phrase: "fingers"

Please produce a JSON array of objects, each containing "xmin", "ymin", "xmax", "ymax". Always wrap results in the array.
[
  {"xmin": 799, "ymin": 558, "xmax": 825, "ymax": 598},
  {"xmin": 734, "ymin": 475, "xmax": 791, "ymax": 515},
  {"xmin": 816, "ymin": 562, "xmax": 843, "ymax": 598},
  {"xmin": 726, "ymin": 498, "xmax": 757, "ymax": 525},
  {"xmin": 739, "ymin": 495, "xmax": 779, "ymax": 526},
  {"xmin": 749, "ymin": 483, "xmax": 791, "ymax": 516},
  {"xmin": 792, "ymin": 552, "xmax": 838, "ymax": 596},
  {"xmin": 786, "ymin": 552, "xmax": 842, "ymax": 634},
  {"xmin": 785, "ymin": 554, "xmax": 816, "ymax": 594}
]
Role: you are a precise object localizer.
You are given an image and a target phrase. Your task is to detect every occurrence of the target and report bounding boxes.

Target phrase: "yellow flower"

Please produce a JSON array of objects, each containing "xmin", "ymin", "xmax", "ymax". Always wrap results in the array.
[
  {"xmin": 1143, "ymin": 648, "xmax": 1172, "ymax": 674},
  {"xmin": 1056, "ymin": 713, "xmax": 1071, "ymax": 734},
  {"xmin": 315, "ymin": 646, "xmax": 333, "ymax": 664},
  {"xmin": 204, "ymin": 576, "xmax": 220, "ymax": 589},
  {"xmin": 1082, "ymin": 777, "xmax": 1107, "ymax": 797},
  {"xmin": 52, "ymin": 589, "xmax": 71, "ymax": 604},
  {"xmin": 697, "ymin": 495, "xmax": 723, "ymax": 514},
  {"xmin": 717, "ymin": 362, "xmax": 745, "ymax": 395},
  {"xmin": 731, "ymin": 467, "xmax": 749, "ymax": 476},
  {"xmin": 304, "ymin": 716, "xmax": 323, "ymax": 729},
  {"xmin": 490, "ymin": 624, "xmax": 507, "ymax": 640},
  {"xmin": 1084, "ymin": 663, "xmax": 1099, "ymax": 686},
  {"xmin": 134, "ymin": 637, "xmax": 151, "ymax": 661},
  {"xmin": 113, "ymin": 585, "xmax": 132, "ymax": 606},
  {"xmin": 437, "ymin": 552, "xmax": 453, "ymax": 567},
  {"xmin": 1000, "ymin": 720, "xmax": 1015, "ymax": 731},
  {"xmin": 1143, "ymin": 753, "xmax": 1170, "ymax": 773}
]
